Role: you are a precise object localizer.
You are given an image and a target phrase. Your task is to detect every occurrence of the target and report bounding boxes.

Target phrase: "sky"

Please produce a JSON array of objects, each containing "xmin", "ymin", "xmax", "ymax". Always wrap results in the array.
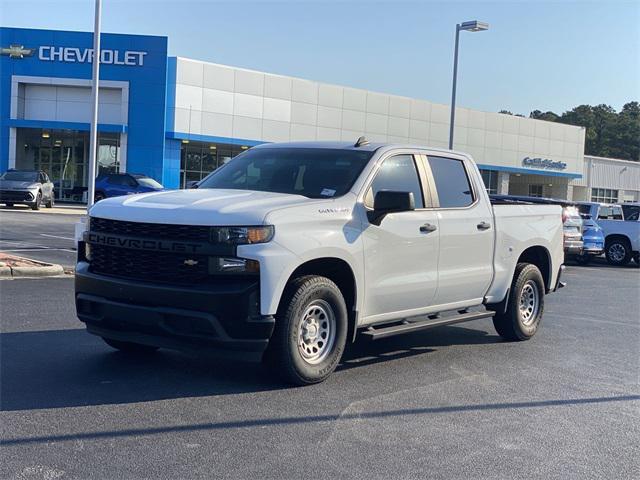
[{"xmin": 1, "ymin": 0, "xmax": 639, "ymax": 116}]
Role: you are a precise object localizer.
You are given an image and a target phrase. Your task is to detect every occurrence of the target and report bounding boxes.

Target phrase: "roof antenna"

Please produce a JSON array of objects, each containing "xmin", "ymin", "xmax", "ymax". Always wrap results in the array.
[{"xmin": 354, "ymin": 136, "xmax": 369, "ymax": 147}]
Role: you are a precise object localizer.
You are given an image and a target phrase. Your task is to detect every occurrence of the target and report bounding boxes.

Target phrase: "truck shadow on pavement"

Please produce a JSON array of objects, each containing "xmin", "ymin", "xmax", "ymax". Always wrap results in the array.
[{"xmin": 1, "ymin": 324, "xmax": 498, "ymax": 412}]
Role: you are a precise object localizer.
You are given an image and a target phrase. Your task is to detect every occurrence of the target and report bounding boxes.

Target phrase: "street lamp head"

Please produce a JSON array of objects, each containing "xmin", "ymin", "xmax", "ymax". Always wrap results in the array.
[{"xmin": 459, "ymin": 20, "xmax": 489, "ymax": 32}]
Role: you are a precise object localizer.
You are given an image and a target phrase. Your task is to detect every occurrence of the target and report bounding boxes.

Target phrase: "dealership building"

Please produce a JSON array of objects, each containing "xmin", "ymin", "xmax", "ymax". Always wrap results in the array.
[{"xmin": 2, "ymin": 27, "xmax": 635, "ymax": 203}]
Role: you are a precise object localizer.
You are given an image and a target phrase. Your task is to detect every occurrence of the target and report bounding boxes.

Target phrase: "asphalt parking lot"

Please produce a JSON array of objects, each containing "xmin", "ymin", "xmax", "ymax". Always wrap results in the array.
[
  {"xmin": 1, "ymin": 211, "xmax": 639, "ymax": 479},
  {"xmin": 0, "ymin": 206, "xmax": 83, "ymax": 269}
]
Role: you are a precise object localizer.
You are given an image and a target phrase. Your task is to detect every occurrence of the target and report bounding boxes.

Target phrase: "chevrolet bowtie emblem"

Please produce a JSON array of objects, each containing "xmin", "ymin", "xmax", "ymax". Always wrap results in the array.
[
  {"xmin": 183, "ymin": 259, "xmax": 199, "ymax": 266},
  {"xmin": 1, "ymin": 45, "xmax": 34, "ymax": 59}
]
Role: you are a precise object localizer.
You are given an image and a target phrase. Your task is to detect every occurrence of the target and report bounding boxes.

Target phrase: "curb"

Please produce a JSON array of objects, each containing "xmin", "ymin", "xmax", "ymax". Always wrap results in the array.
[{"xmin": 0, "ymin": 258, "xmax": 66, "ymax": 279}]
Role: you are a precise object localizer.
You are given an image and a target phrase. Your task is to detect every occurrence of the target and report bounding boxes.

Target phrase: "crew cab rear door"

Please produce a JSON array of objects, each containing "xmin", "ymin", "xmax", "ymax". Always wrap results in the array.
[
  {"xmin": 421, "ymin": 154, "xmax": 494, "ymax": 306},
  {"xmin": 360, "ymin": 153, "xmax": 439, "ymax": 322}
]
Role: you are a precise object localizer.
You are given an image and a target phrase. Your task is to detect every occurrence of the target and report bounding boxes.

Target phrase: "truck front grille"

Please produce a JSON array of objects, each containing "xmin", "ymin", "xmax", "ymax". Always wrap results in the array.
[
  {"xmin": 91, "ymin": 217, "xmax": 211, "ymax": 242},
  {"xmin": 90, "ymin": 244, "xmax": 210, "ymax": 285}
]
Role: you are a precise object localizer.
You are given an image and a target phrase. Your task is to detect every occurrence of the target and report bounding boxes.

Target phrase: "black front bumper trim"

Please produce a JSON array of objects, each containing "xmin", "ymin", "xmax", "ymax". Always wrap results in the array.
[{"xmin": 75, "ymin": 262, "xmax": 274, "ymax": 361}]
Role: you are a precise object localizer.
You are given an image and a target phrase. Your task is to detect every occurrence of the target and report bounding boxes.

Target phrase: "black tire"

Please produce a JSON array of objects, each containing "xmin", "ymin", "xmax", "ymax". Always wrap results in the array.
[
  {"xmin": 633, "ymin": 253, "xmax": 639, "ymax": 265},
  {"xmin": 31, "ymin": 192, "xmax": 42, "ymax": 210},
  {"xmin": 94, "ymin": 192, "xmax": 106, "ymax": 202},
  {"xmin": 102, "ymin": 337, "xmax": 159, "ymax": 354},
  {"xmin": 45, "ymin": 195, "xmax": 54, "ymax": 208},
  {"xmin": 574, "ymin": 254, "xmax": 591, "ymax": 266},
  {"xmin": 266, "ymin": 275, "xmax": 348, "ymax": 385},
  {"xmin": 605, "ymin": 238, "xmax": 632, "ymax": 266},
  {"xmin": 492, "ymin": 263, "xmax": 545, "ymax": 341}
]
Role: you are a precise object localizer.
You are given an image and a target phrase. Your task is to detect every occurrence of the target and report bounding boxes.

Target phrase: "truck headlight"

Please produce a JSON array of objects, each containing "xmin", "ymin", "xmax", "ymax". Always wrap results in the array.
[{"xmin": 210, "ymin": 226, "xmax": 274, "ymax": 245}]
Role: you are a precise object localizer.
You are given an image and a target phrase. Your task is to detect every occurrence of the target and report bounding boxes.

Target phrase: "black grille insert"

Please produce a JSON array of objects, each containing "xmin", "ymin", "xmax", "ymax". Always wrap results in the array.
[{"xmin": 89, "ymin": 244, "xmax": 210, "ymax": 285}]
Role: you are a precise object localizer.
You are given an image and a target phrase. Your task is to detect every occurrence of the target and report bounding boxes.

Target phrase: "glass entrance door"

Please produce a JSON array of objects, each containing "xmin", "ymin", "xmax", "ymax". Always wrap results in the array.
[{"xmin": 16, "ymin": 128, "xmax": 121, "ymax": 203}]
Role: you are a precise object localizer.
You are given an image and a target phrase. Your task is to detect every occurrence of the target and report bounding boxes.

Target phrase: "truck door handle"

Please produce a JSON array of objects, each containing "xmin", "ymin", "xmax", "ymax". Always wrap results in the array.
[
  {"xmin": 477, "ymin": 221, "xmax": 491, "ymax": 231},
  {"xmin": 420, "ymin": 223, "xmax": 437, "ymax": 233}
]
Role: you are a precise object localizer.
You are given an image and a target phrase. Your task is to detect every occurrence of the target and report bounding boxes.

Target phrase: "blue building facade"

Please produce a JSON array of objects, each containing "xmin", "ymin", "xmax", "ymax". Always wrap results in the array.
[{"xmin": 0, "ymin": 27, "xmax": 170, "ymax": 200}]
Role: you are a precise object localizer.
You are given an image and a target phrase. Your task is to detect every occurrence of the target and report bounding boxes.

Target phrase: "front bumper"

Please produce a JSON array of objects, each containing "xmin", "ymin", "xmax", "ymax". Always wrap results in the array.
[
  {"xmin": 0, "ymin": 189, "xmax": 35, "ymax": 203},
  {"xmin": 582, "ymin": 241, "xmax": 604, "ymax": 255},
  {"xmin": 75, "ymin": 262, "xmax": 275, "ymax": 361}
]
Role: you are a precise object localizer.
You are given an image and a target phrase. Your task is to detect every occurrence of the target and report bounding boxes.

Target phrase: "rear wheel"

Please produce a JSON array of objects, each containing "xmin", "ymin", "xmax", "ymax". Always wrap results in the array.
[
  {"xmin": 45, "ymin": 195, "xmax": 54, "ymax": 208},
  {"xmin": 102, "ymin": 338, "xmax": 159, "ymax": 354},
  {"xmin": 492, "ymin": 263, "xmax": 545, "ymax": 341},
  {"xmin": 266, "ymin": 275, "xmax": 348, "ymax": 385},
  {"xmin": 605, "ymin": 239, "xmax": 631, "ymax": 266}
]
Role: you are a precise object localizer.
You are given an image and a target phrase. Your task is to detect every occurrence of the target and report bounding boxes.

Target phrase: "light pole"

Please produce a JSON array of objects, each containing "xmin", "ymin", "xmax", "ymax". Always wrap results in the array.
[
  {"xmin": 449, "ymin": 20, "xmax": 489, "ymax": 150},
  {"xmin": 87, "ymin": 0, "xmax": 102, "ymax": 207}
]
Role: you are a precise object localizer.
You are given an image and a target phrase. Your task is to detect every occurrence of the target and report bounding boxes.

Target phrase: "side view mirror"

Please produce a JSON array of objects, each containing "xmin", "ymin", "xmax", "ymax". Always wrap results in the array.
[
  {"xmin": 368, "ymin": 190, "xmax": 415, "ymax": 226},
  {"xmin": 186, "ymin": 181, "xmax": 200, "ymax": 189}
]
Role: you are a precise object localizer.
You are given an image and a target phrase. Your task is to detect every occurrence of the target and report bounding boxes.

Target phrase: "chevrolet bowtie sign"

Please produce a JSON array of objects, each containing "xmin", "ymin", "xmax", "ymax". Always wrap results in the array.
[
  {"xmin": 1, "ymin": 45, "xmax": 34, "ymax": 58},
  {"xmin": 2, "ymin": 44, "xmax": 148, "ymax": 66}
]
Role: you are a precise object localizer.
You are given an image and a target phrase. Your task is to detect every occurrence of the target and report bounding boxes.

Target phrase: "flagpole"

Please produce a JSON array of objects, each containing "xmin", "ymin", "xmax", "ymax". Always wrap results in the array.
[{"xmin": 87, "ymin": 0, "xmax": 102, "ymax": 207}]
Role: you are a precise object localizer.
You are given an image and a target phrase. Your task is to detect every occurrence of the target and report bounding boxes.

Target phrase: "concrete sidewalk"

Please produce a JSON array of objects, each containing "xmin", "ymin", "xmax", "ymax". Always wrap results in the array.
[{"xmin": 0, "ymin": 205, "xmax": 86, "ymax": 215}]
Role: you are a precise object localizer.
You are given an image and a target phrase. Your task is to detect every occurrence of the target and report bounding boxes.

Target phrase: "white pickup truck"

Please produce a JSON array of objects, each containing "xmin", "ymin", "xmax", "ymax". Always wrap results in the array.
[{"xmin": 76, "ymin": 140, "xmax": 565, "ymax": 385}]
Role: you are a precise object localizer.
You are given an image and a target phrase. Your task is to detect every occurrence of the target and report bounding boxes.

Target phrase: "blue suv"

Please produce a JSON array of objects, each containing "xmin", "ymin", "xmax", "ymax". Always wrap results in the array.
[{"xmin": 94, "ymin": 173, "xmax": 164, "ymax": 202}]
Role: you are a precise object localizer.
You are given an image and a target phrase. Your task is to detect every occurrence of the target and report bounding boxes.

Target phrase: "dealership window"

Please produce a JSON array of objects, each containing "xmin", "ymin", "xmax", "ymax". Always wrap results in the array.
[
  {"xmin": 529, "ymin": 184, "xmax": 544, "ymax": 197},
  {"xmin": 179, "ymin": 141, "xmax": 248, "ymax": 188},
  {"xmin": 591, "ymin": 188, "xmax": 619, "ymax": 203},
  {"xmin": 479, "ymin": 169, "xmax": 498, "ymax": 194}
]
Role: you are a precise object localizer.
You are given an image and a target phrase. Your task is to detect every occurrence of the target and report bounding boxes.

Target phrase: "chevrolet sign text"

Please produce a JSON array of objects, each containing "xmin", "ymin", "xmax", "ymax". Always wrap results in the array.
[{"xmin": 39, "ymin": 46, "xmax": 147, "ymax": 66}]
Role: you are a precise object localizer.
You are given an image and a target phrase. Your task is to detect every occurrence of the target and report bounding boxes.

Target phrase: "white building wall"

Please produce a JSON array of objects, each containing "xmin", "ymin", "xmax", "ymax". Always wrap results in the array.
[
  {"xmin": 571, "ymin": 155, "xmax": 640, "ymax": 202},
  {"xmin": 170, "ymin": 57, "xmax": 585, "ymax": 179}
]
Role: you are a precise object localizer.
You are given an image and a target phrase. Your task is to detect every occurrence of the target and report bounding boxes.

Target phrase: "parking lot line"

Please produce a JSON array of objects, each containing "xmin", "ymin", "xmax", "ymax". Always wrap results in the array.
[{"xmin": 39, "ymin": 234, "xmax": 75, "ymax": 241}]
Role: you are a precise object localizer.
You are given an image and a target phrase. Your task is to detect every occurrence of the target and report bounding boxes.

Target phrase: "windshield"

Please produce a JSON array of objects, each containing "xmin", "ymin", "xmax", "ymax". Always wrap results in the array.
[
  {"xmin": 0, "ymin": 171, "xmax": 38, "ymax": 182},
  {"xmin": 197, "ymin": 147, "xmax": 375, "ymax": 198},
  {"xmin": 577, "ymin": 204, "xmax": 592, "ymax": 215},
  {"xmin": 135, "ymin": 176, "xmax": 163, "ymax": 189}
]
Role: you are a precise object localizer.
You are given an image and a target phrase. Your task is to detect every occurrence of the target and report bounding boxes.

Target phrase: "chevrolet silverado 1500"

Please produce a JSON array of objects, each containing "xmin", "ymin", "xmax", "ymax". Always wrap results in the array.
[{"xmin": 76, "ymin": 140, "xmax": 565, "ymax": 385}]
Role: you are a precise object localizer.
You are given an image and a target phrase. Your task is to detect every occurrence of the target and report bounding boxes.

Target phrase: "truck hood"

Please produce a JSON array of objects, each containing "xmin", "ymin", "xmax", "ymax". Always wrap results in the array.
[{"xmin": 88, "ymin": 188, "xmax": 316, "ymax": 225}]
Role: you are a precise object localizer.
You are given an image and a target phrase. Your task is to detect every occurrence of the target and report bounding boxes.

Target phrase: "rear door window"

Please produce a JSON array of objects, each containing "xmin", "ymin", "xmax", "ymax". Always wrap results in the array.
[{"xmin": 427, "ymin": 156, "xmax": 474, "ymax": 208}]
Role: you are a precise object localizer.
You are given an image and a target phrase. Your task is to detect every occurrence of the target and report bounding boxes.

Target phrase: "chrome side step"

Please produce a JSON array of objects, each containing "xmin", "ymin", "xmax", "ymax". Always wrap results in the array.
[{"xmin": 360, "ymin": 310, "xmax": 495, "ymax": 341}]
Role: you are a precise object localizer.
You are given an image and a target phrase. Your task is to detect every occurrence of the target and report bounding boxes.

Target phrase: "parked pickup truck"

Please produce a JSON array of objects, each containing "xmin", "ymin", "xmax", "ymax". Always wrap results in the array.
[
  {"xmin": 75, "ymin": 140, "xmax": 565, "ymax": 385},
  {"xmin": 576, "ymin": 202, "xmax": 640, "ymax": 266}
]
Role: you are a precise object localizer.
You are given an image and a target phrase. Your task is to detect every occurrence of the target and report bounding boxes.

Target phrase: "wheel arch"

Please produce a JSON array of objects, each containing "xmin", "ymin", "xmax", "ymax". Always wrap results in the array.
[
  {"xmin": 280, "ymin": 257, "xmax": 359, "ymax": 342},
  {"xmin": 605, "ymin": 233, "xmax": 631, "ymax": 247},
  {"xmin": 516, "ymin": 245, "xmax": 552, "ymax": 292}
]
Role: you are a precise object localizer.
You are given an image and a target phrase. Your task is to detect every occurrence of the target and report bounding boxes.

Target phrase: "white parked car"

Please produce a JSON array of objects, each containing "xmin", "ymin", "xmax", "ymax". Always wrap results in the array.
[
  {"xmin": 76, "ymin": 140, "xmax": 565, "ymax": 385},
  {"xmin": 576, "ymin": 202, "xmax": 640, "ymax": 266}
]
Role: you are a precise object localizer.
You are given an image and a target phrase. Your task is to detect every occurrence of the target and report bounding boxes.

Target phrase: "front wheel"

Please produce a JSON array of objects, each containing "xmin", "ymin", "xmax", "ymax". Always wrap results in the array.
[
  {"xmin": 605, "ymin": 239, "xmax": 632, "ymax": 266},
  {"xmin": 102, "ymin": 337, "xmax": 159, "ymax": 354},
  {"xmin": 31, "ymin": 192, "xmax": 42, "ymax": 211},
  {"xmin": 492, "ymin": 263, "xmax": 545, "ymax": 341},
  {"xmin": 266, "ymin": 275, "xmax": 348, "ymax": 385}
]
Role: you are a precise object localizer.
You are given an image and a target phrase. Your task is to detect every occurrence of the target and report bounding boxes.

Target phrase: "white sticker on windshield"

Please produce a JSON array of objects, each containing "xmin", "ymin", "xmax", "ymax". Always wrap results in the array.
[{"xmin": 320, "ymin": 188, "xmax": 336, "ymax": 197}]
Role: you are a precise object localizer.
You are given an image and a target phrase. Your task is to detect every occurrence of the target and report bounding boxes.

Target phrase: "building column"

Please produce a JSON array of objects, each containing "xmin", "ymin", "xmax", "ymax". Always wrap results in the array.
[
  {"xmin": 8, "ymin": 127, "xmax": 17, "ymax": 169},
  {"xmin": 498, "ymin": 171, "xmax": 510, "ymax": 194}
]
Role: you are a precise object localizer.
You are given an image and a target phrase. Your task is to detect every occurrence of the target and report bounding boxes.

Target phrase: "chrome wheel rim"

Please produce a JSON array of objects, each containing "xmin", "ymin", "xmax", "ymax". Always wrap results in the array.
[
  {"xmin": 297, "ymin": 300, "xmax": 336, "ymax": 365},
  {"xmin": 519, "ymin": 280, "xmax": 539, "ymax": 326},
  {"xmin": 609, "ymin": 243, "xmax": 626, "ymax": 262}
]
